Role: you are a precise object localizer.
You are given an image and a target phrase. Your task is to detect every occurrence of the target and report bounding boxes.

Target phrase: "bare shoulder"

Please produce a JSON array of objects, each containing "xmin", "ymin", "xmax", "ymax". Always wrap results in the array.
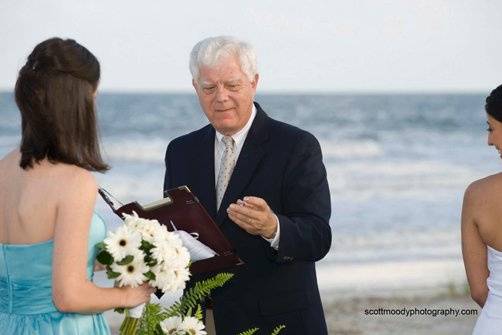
[
  {"xmin": 0, "ymin": 153, "xmax": 7, "ymax": 174},
  {"xmin": 0, "ymin": 150, "xmax": 20, "ymax": 182},
  {"xmin": 0, "ymin": 149, "xmax": 19, "ymax": 168},
  {"xmin": 464, "ymin": 173, "xmax": 502, "ymax": 204},
  {"xmin": 54, "ymin": 164, "xmax": 98, "ymax": 197}
]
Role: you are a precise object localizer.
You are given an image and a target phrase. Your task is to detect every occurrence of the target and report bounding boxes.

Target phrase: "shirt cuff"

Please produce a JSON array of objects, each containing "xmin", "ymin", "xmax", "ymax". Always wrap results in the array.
[{"xmin": 263, "ymin": 214, "xmax": 280, "ymax": 250}]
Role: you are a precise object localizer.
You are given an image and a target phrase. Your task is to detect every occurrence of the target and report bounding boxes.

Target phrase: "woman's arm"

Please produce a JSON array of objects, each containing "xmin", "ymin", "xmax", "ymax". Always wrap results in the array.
[
  {"xmin": 52, "ymin": 168, "xmax": 154, "ymax": 313},
  {"xmin": 461, "ymin": 183, "xmax": 489, "ymax": 307}
]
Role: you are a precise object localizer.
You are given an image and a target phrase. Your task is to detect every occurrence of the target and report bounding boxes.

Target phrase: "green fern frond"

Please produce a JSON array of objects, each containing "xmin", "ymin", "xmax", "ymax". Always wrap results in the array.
[
  {"xmin": 165, "ymin": 272, "xmax": 234, "ymax": 317},
  {"xmin": 271, "ymin": 325, "xmax": 286, "ymax": 335},
  {"xmin": 194, "ymin": 304, "xmax": 203, "ymax": 321},
  {"xmin": 237, "ymin": 327, "xmax": 259, "ymax": 335},
  {"xmin": 137, "ymin": 302, "xmax": 169, "ymax": 335}
]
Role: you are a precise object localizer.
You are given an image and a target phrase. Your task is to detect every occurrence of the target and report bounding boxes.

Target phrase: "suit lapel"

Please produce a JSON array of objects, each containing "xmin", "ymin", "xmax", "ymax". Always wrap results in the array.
[
  {"xmin": 216, "ymin": 103, "xmax": 270, "ymax": 224},
  {"xmin": 194, "ymin": 126, "xmax": 217, "ymax": 219}
]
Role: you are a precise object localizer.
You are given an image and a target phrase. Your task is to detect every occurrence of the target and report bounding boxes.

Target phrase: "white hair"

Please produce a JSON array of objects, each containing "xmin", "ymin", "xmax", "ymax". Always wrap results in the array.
[{"xmin": 189, "ymin": 36, "xmax": 258, "ymax": 83}]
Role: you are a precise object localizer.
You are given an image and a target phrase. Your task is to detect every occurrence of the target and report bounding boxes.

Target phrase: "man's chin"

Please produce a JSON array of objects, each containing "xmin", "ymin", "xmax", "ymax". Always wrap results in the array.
[{"xmin": 213, "ymin": 123, "xmax": 240, "ymax": 136}]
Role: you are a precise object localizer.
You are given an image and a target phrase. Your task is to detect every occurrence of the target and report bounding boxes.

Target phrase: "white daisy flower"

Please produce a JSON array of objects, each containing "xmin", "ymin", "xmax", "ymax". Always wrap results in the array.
[
  {"xmin": 151, "ymin": 240, "xmax": 178, "ymax": 264},
  {"xmin": 151, "ymin": 232, "xmax": 189, "ymax": 268},
  {"xmin": 180, "ymin": 316, "xmax": 206, "ymax": 335},
  {"xmin": 123, "ymin": 212, "xmax": 164, "ymax": 243},
  {"xmin": 151, "ymin": 265, "xmax": 177, "ymax": 292},
  {"xmin": 171, "ymin": 244, "xmax": 190, "ymax": 269},
  {"xmin": 136, "ymin": 219, "xmax": 161, "ymax": 243},
  {"xmin": 122, "ymin": 211, "xmax": 142, "ymax": 229},
  {"xmin": 111, "ymin": 250, "xmax": 149, "ymax": 288},
  {"xmin": 135, "ymin": 220, "xmax": 162, "ymax": 244},
  {"xmin": 171, "ymin": 267, "xmax": 190, "ymax": 291},
  {"xmin": 104, "ymin": 225, "xmax": 141, "ymax": 261},
  {"xmin": 167, "ymin": 231, "xmax": 184, "ymax": 247},
  {"xmin": 154, "ymin": 228, "xmax": 182, "ymax": 250},
  {"xmin": 155, "ymin": 224, "xmax": 170, "ymax": 239},
  {"xmin": 159, "ymin": 316, "xmax": 183, "ymax": 334}
]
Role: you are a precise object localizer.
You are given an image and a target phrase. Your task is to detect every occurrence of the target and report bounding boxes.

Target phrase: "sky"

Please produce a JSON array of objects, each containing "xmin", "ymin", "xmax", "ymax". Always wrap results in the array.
[{"xmin": 1, "ymin": 0, "xmax": 501, "ymax": 93}]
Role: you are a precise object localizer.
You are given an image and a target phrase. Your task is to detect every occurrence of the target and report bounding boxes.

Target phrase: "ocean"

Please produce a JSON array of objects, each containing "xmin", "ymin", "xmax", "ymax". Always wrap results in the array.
[{"xmin": 0, "ymin": 92, "xmax": 497, "ymax": 294}]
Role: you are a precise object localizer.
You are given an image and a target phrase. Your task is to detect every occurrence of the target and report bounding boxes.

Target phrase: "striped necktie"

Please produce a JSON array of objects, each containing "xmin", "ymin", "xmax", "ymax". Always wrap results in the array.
[{"xmin": 216, "ymin": 136, "xmax": 236, "ymax": 209}]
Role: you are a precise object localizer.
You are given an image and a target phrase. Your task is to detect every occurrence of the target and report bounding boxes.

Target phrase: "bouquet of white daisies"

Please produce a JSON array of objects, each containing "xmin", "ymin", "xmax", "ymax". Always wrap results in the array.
[
  {"xmin": 95, "ymin": 212, "xmax": 191, "ymax": 334},
  {"xmin": 96, "ymin": 212, "xmax": 285, "ymax": 335}
]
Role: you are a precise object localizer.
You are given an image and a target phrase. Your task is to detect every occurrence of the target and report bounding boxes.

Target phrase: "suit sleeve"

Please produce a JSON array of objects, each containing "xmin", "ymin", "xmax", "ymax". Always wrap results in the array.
[
  {"xmin": 163, "ymin": 142, "xmax": 173, "ymax": 196},
  {"xmin": 271, "ymin": 131, "xmax": 332, "ymax": 263}
]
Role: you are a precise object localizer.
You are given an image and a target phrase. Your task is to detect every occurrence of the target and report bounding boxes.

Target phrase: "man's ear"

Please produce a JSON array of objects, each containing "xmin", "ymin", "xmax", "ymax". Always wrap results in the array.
[
  {"xmin": 251, "ymin": 74, "xmax": 259, "ymax": 89},
  {"xmin": 192, "ymin": 79, "xmax": 197, "ymax": 89}
]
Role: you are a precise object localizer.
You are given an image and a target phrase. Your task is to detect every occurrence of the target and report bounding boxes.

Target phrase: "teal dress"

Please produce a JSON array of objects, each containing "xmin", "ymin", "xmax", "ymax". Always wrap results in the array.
[{"xmin": 0, "ymin": 213, "xmax": 111, "ymax": 334}]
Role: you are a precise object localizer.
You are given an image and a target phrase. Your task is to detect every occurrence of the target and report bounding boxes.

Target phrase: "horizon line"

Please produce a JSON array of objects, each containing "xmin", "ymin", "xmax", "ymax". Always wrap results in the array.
[{"xmin": 0, "ymin": 89, "xmax": 488, "ymax": 95}]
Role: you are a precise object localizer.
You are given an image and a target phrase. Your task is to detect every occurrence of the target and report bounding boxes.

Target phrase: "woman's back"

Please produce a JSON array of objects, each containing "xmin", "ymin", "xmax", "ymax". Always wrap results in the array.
[
  {"xmin": 0, "ymin": 151, "xmax": 111, "ymax": 334},
  {"xmin": 467, "ymin": 173, "xmax": 502, "ymax": 252},
  {"xmin": 0, "ymin": 150, "xmax": 72, "ymax": 245},
  {"xmin": 463, "ymin": 86, "xmax": 502, "ymax": 334}
]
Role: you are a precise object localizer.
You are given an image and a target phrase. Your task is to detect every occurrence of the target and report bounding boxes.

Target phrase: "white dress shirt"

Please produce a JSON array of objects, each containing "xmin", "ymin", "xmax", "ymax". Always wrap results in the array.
[{"xmin": 214, "ymin": 105, "xmax": 280, "ymax": 249}]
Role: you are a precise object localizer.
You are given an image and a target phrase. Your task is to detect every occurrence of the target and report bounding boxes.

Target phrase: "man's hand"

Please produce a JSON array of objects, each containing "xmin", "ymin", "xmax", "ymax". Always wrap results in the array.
[{"xmin": 227, "ymin": 196, "xmax": 278, "ymax": 238}]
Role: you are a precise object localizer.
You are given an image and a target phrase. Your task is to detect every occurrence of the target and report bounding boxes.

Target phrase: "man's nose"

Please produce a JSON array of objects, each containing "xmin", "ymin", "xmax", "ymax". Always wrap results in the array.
[
  {"xmin": 488, "ymin": 134, "xmax": 493, "ymax": 146},
  {"xmin": 215, "ymin": 86, "xmax": 229, "ymax": 102}
]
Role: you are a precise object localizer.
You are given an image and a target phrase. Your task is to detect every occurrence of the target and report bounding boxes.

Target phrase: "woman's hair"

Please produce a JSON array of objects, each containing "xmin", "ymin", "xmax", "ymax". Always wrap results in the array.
[
  {"xmin": 15, "ymin": 37, "xmax": 109, "ymax": 171},
  {"xmin": 189, "ymin": 36, "xmax": 257, "ymax": 83},
  {"xmin": 486, "ymin": 84, "xmax": 502, "ymax": 123}
]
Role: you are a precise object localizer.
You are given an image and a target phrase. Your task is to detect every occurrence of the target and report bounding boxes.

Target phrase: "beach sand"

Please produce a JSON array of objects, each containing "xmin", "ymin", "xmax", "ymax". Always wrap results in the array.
[
  {"xmin": 105, "ymin": 289, "xmax": 479, "ymax": 335},
  {"xmin": 102, "ymin": 259, "xmax": 479, "ymax": 334},
  {"xmin": 323, "ymin": 291, "xmax": 478, "ymax": 335}
]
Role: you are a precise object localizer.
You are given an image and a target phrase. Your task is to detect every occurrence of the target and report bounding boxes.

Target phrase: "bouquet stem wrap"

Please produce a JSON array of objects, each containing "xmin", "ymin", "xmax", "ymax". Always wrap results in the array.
[{"xmin": 119, "ymin": 303, "xmax": 145, "ymax": 335}]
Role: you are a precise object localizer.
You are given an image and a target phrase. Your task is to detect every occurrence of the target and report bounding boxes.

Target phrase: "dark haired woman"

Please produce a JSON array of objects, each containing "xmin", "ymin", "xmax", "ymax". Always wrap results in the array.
[
  {"xmin": 462, "ymin": 84, "xmax": 502, "ymax": 334},
  {"xmin": 0, "ymin": 38, "xmax": 154, "ymax": 334}
]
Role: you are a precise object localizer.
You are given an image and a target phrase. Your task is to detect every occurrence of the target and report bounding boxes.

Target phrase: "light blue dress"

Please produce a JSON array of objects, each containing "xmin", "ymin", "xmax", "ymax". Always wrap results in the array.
[{"xmin": 0, "ymin": 213, "xmax": 111, "ymax": 334}]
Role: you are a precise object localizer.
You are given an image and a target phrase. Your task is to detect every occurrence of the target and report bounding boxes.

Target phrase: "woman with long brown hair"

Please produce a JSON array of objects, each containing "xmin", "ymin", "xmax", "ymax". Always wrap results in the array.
[{"xmin": 0, "ymin": 38, "xmax": 154, "ymax": 334}]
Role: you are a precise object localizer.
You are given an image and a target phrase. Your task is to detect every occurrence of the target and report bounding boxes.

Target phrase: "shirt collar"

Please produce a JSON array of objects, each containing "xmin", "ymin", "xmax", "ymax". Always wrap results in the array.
[{"xmin": 215, "ymin": 104, "xmax": 257, "ymax": 146}]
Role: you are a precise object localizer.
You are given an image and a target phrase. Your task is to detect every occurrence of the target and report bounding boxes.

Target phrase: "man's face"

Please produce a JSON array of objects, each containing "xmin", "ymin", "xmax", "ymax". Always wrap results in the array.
[{"xmin": 193, "ymin": 56, "xmax": 258, "ymax": 136}]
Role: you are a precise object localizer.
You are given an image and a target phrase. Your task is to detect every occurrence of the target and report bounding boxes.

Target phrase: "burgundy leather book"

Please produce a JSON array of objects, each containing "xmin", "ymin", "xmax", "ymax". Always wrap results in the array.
[{"xmin": 98, "ymin": 186, "xmax": 243, "ymax": 275}]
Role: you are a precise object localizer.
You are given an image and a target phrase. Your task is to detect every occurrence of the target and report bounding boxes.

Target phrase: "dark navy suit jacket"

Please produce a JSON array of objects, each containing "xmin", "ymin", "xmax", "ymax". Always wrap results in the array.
[{"xmin": 164, "ymin": 102, "xmax": 332, "ymax": 334}]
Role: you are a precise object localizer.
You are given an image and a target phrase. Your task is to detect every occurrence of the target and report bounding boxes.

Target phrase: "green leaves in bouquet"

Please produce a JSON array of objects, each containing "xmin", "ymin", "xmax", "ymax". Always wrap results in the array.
[
  {"xmin": 95, "ymin": 241, "xmax": 106, "ymax": 251},
  {"xmin": 238, "ymin": 328, "xmax": 259, "ymax": 335},
  {"xmin": 271, "ymin": 325, "xmax": 286, "ymax": 335},
  {"xmin": 95, "ymin": 242, "xmax": 118, "ymax": 279},
  {"xmin": 237, "ymin": 325, "xmax": 286, "ymax": 335},
  {"xmin": 136, "ymin": 273, "xmax": 233, "ymax": 335},
  {"xmin": 116, "ymin": 255, "xmax": 135, "ymax": 265},
  {"xmin": 140, "ymin": 240, "xmax": 155, "ymax": 252},
  {"xmin": 185, "ymin": 304, "xmax": 203, "ymax": 321},
  {"xmin": 164, "ymin": 272, "xmax": 234, "ymax": 318},
  {"xmin": 105, "ymin": 267, "xmax": 121, "ymax": 279},
  {"xmin": 193, "ymin": 304, "xmax": 203, "ymax": 320},
  {"xmin": 96, "ymin": 249, "xmax": 113, "ymax": 266},
  {"xmin": 137, "ymin": 303, "xmax": 168, "ymax": 335},
  {"xmin": 141, "ymin": 241, "xmax": 158, "ymax": 267},
  {"xmin": 144, "ymin": 271, "xmax": 156, "ymax": 281},
  {"xmin": 144, "ymin": 254, "xmax": 158, "ymax": 268}
]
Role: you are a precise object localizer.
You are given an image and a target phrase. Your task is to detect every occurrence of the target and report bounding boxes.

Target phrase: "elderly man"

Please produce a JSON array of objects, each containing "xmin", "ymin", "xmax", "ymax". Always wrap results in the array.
[{"xmin": 164, "ymin": 36, "xmax": 332, "ymax": 335}]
